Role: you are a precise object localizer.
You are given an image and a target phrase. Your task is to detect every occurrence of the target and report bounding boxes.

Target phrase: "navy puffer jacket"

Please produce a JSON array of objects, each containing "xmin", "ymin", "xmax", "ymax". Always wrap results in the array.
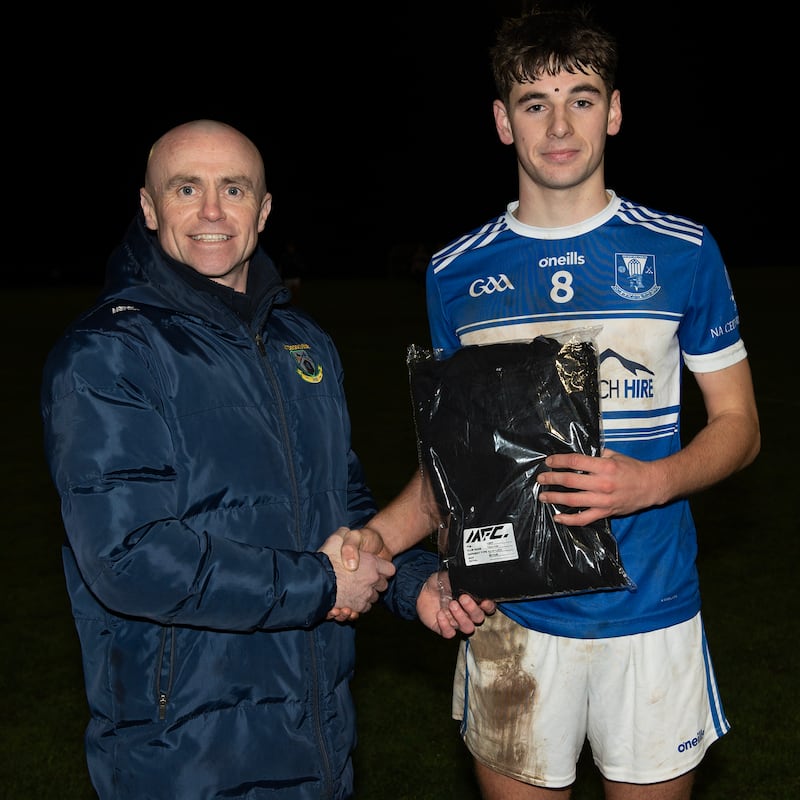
[{"xmin": 41, "ymin": 214, "xmax": 438, "ymax": 799}]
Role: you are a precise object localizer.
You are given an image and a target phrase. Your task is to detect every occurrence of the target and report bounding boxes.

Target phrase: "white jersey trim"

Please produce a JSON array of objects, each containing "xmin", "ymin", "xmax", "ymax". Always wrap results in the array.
[
  {"xmin": 683, "ymin": 340, "xmax": 747, "ymax": 372},
  {"xmin": 502, "ymin": 191, "xmax": 622, "ymax": 239}
]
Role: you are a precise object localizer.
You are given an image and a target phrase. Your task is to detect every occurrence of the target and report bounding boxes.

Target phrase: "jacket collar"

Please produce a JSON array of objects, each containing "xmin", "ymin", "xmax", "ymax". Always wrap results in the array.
[{"xmin": 100, "ymin": 212, "xmax": 290, "ymax": 325}]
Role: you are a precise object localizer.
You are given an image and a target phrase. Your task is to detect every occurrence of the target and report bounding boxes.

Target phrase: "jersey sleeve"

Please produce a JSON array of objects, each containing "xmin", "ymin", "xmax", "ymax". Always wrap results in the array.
[
  {"xmin": 679, "ymin": 227, "xmax": 748, "ymax": 373},
  {"xmin": 426, "ymin": 265, "xmax": 461, "ymax": 357}
]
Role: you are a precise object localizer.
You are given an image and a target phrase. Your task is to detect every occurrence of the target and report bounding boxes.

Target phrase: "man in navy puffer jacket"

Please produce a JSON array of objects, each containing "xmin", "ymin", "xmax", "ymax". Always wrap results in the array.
[{"xmin": 40, "ymin": 120, "xmax": 491, "ymax": 800}]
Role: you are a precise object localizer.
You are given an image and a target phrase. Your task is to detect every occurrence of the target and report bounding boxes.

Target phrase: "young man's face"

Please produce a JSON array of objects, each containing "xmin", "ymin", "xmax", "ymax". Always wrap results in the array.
[{"xmin": 493, "ymin": 69, "xmax": 621, "ymax": 192}]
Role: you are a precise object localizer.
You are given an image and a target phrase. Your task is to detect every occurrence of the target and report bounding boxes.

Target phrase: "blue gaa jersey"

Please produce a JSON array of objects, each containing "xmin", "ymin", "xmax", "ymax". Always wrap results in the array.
[{"xmin": 426, "ymin": 191, "xmax": 747, "ymax": 638}]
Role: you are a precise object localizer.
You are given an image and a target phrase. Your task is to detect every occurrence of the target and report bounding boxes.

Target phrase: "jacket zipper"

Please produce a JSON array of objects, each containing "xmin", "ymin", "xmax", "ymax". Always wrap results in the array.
[
  {"xmin": 254, "ymin": 325, "xmax": 334, "ymax": 794},
  {"xmin": 155, "ymin": 626, "xmax": 176, "ymax": 721}
]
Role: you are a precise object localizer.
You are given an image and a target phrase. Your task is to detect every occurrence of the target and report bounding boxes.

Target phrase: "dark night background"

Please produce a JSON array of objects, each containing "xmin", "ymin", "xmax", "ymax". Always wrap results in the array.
[{"xmin": 12, "ymin": 2, "xmax": 788, "ymax": 285}]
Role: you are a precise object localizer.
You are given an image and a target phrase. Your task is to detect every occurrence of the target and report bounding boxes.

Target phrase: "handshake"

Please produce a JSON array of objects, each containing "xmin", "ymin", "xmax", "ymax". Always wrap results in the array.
[{"xmin": 318, "ymin": 526, "xmax": 495, "ymax": 639}]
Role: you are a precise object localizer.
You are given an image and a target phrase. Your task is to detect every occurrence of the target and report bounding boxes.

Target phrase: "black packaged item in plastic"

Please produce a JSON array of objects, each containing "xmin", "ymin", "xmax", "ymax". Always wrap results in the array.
[{"xmin": 407, "ymin": 335, "xmax": 635, "ymax": 602}]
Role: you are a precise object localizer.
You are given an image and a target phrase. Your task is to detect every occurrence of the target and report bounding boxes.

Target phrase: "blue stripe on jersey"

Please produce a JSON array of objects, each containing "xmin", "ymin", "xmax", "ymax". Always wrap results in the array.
[
  {"xmin": 603, "ymin": 404, "xmax": 682, "ymax": 419},
  {"xmin": 603, "ymin": 425, "xmax": 678, "ymax": 443},
  {"xmin": 455, "ymin": 308, "xmax": 684, "ymax": 339}
]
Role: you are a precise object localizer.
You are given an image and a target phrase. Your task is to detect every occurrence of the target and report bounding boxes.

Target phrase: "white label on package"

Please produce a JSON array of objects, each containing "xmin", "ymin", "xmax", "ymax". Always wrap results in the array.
[{"xmin": 462, "ymin": 523, "xmax": 519, "ymax": 566}]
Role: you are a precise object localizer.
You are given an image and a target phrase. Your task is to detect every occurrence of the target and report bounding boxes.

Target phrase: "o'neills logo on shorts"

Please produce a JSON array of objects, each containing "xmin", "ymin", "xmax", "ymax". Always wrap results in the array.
[{"xmin": 676, "ymin": 729, "xmax": 705, "ymax": 754}]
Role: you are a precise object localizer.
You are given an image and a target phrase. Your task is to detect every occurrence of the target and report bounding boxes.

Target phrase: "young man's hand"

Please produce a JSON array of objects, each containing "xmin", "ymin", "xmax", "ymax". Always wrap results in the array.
[{"xmin": 416, "ymin": 570, "xmax": 496, "ymax": 639}]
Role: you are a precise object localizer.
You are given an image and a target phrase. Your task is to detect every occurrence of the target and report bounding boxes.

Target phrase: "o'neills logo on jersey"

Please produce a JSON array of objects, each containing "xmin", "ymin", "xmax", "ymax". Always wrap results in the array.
[
  {"xmin": 469, "ymin": 274, "xmax": 515, "ymax": 297},
  {"xmin": 537, "ymin": 251, "xmax": 585, "ymax": 268},
  {"xmin": 613, "ymin": 253, "xmax": 660, "ymax": 300}
]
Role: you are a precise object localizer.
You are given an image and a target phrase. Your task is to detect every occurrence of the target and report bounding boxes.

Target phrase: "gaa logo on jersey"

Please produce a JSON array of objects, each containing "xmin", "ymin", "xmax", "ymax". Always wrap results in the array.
[{"xmin": 612, "ymin": 253, "xmax": 660, "ymax": 301}]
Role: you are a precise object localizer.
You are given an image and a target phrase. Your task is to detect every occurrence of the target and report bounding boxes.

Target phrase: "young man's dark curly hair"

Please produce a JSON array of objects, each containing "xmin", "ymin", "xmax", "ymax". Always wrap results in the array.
[{"xmin": 490, "ymin": 4, "xmax": 618, "ymax": 106}]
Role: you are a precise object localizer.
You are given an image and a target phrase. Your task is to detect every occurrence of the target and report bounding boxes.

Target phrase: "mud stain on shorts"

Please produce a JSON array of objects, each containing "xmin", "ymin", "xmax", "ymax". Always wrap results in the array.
[{"xmin": 468, "ymin": 612, "xmax": 537, "ymax": 772}]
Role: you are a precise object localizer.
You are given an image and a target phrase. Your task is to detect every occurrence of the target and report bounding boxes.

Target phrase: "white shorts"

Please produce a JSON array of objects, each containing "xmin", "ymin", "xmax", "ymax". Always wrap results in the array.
[{"xmin": 452, "ymin": 610, "xmax": 729, "ymax": 787}]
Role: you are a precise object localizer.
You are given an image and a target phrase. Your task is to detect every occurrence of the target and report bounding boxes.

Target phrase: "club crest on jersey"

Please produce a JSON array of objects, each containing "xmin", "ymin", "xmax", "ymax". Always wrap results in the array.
[
  {"xmin": 285, "ymin": 344, "xmax": 323, "ymax": 383},
  {"xmin": 613, "ymin": 253, "xmax": 660, "ymax": 300}
]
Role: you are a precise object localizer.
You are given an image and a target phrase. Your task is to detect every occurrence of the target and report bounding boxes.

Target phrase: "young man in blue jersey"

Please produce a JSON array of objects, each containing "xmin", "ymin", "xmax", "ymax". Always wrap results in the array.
[{"xmin": 339, "ymin": 5, "xmax": 761, "ymax": 799}]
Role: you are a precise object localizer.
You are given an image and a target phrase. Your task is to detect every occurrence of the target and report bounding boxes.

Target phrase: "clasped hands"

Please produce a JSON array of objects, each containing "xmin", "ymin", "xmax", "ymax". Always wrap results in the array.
[
  {"xmin": 318, "ymin": 526, "xmax": 495, "ymax": 639},
  {"xmin": 318, "ymin": 527, "xmax": 394, "ymax": 619}
]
